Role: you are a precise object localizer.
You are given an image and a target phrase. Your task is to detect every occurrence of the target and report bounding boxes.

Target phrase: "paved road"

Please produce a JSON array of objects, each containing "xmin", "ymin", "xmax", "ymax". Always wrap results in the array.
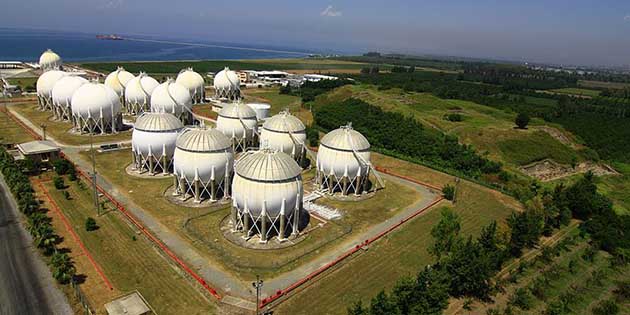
[{"xmin": 0, "ymin": 176, "xmax": 72, "ymax": 315}]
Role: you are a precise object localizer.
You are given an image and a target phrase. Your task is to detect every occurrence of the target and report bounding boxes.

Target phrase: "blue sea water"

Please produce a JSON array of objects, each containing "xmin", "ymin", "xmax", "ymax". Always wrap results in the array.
[{"xmin": 0, "ymin": 28, "xmax": 313, "ymax": 62}]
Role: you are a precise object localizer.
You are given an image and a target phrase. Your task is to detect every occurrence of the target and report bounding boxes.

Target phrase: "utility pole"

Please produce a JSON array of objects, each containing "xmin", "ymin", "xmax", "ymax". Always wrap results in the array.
[
  {"xmin": 252, "ymin": 275, "xmax": 263, "ymax": 315},
  {"xmin": 40, "ymin": 124, "xmax": 46, "ymax": 140},
  {"xmin": 90, "ymin": 132, "xmax": 99, "ymax": 215}
]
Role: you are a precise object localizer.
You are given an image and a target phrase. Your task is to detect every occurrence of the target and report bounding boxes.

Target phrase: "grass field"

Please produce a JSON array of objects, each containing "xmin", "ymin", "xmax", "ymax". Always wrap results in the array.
[
  {"xmin": 39, "ymin": 175, "xmax": 215, "ymax": 314},
  {"xmin": 579, "ymin": 80, "xmax": 630, "ymax": 90},
  {"xmin": 7, "ymin": 77, "xmax": 38, "ymax": 90},
  {"xmin": 9, "ymin": 103, "xmax": 132, "ymax": 146},
  {"xmin": 79, "ymin": 58, "xmax": 373, "ymax": 74},
  {"xmin": 0, "ymin": 108, "xmax": 35, "ymax": 144},
  {"xmin": 320, "ymin": 85, "xmax": 581, "ymax": 167},
  {"xmin": 549, "ymin": 87, "xmax": 601, "ymax": 97},
  {"xmin": 274, "ymin": 153, "xmax": 521, "ymax": 315},
  {"xmin": 79, "ymin": 149, "xmax": 421, "ymax": 279}
]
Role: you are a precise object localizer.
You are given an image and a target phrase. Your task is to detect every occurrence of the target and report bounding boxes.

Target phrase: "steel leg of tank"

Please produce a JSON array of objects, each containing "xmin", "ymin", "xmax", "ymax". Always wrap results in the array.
[
  {"xmin": 242, "ymin": 213, "xmax": 251, "ymax": 239},
  {"xmin": 179, "ymin": 178, "xmax": 188, "ymax": 200},
  {"xmin": 162, "ymin": 155, "xmax": 168, "ymax": 174},
  {"xmin": 194, "ymin": 180, "xmax": 201, "ymax": 203},
  {"xmin": 148, "ymin": 157, "xmax": 154, "ymax": 175},
  {"xmin": 355, "ymin": 176, "xmax": 361, "ymax": 196},
  {"xmin": 231, "ymin": 207, "xmax": 239, "ymax": 232},
  {"xmin": 342, "ymin": 177, "xmax": 349, "ymax": 195},
  {"xmin": 291, "ymin": 209, "xmax": 299, "ymax": 236},
  {"xmin": 279, "ymin": 214, "xmax": 286, "ymax": 241},
  {"xmin": 210, "ymin": 181, "xmax": 216, "ymax": 201},
  {"xmin": 173, "ymin": 175, "xmax": 180, "ymax": 196},
  {"xmin": 260, "ymin": 217, "xmax": 268, "ymax": 244}
]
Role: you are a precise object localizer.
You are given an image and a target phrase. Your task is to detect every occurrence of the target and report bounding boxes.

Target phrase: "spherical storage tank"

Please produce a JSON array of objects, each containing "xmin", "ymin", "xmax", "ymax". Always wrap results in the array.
[
  {"xmin": 39, "ymin": 49, "xmax": 62, "ymax": 71},
  {"xmin": 260, "ymin": 111, "xmax": 306, "ymax": 163},
  {"xmin": 213, "ymin": 67, "xmax": 240, "ymax": 100},
  {"xmin": 71, "ymin": 81, "xmax": 122, "ymax": 134},
  {"xmin": 231, "ymin": 149, "xmax": 304, "ymax": 242},
  {"xmin": 37, "ymin": 70, "xmax": 66, "ymax": 110},
  {"xmin": 173, "ymin": 127, "xmax": 234, "ymax": 202},
  {"xmin": 105, "ymin": 67, "xmax": 135, "ymax": 108},
  {"xmin": 125, "ymin": 73, "xmax": 159, "ymax": 114},
  {"xmin": 216, "ymin": 102, "xmax": 258, "ymax": 151},
  {"xmin": 176, "ymin": 68, "xmax": 205, "ymax": 104},
  {"xmin": 316, "ymin": 124, "xmax": 371, "ymax": 195},
  {"xmin": 131, "ymin": 112, "xmax": 183, "ymax": 175},
  {"xmin": 51, "ymin": 75, "xmax": 87, "ymax": 120},
  {"xmin": 150, "ymin": 79, "xmax": 193, "ymax": 125}
]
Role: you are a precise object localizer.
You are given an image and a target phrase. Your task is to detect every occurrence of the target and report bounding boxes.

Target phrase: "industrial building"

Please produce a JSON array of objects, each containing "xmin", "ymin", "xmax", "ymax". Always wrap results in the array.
[
  {"xmin": 316, "ymin": 124, "xmax": 372, "ymax": 195},
  {"xmin": 213, "ymin": 67, "xmax": 241, "ymax": 100},
  {"xmin": 231, "ymin": 148, "xmax": 304, "ymax": 242},
  {"xmin": 172, "ymin": 127, "xmax": 234, "ymax": 202},
  {"xmin": 259, "ymin": 110, "xmax": 307, "ymax": 164},
  {"xmin": 51, "ymin": 75, "xmax": 88, "ymax": 120},
  {"xmin": 71, "ymin": 81, "xmax": 123, "ymax": 134},
  {"xmin": 14, "ymin": 140, "xmax": 60, "ymax": 163},
  {"xmin": 131, "ymin": 112, "xmax": 183, "ymax": 175},
  {"xmin": 150, "ymin": 79, "xmax": 193, "ymax": 125},
  {"xmin": 216, "ymin": 102, "xmax": 258, "ymax": 152},
  {"xmin": 176, "ymin": 68, "xmax": 205, "ymax": 104},
  {"xmin": 125, "ymin": 73, "xmax": 159, "ymax": 115}
]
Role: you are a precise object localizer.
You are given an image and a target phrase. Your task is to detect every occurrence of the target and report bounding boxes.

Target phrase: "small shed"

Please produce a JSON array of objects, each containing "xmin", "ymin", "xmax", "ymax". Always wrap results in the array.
[
  {"xmin": 105, "ymin": 291, "xmax": 154, "ymax": 315},
  {"xmin": 15, "ymin": 140, "xmax": 60, "ymax": 162}
]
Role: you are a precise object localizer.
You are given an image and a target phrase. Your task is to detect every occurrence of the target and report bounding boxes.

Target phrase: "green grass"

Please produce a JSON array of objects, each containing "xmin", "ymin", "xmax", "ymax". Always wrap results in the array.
[
  {"xmin": 79, "ymin": 58, "xmax": 371, "ymax": 74},
  {"xmin": 9, "ymin": 103, "xmax": 131, "ymax": 146},
  {"xmin": 0, "ymin": 109, "xmax": 34, "ymax": 144},
  {"xmin": 275, "ymin": 154, "xmax": 520, "ymax": 315},
  {"xmin": 595, "ymin": 162, "xmax": 630, "ymax": 215},
  {"xmin": 80, "ymin": 149, "xmax": 421, "ymax": 279},
  {"xmin": 43, "ymin": 177, "xmax": 215, "ymax": 314},
  {"xmin": 549, "ymin": 87, "xmax": 601, "ymax": 97},
  {"xmin": 496, "ymin": 130, "xmax": 579, "ymax": 165},
  {"xmin": 7, "ymin": 77, "xmax": 38, "ymax": 90}
]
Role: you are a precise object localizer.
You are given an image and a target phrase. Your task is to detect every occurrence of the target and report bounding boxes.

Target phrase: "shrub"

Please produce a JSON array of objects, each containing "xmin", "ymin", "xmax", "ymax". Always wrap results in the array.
[
  {"xmin": 592, "ymin": 299, "xmax": 619, "ymax": 315},
  {"xmin": 515, "ymin": 112, "xmax": 530, "ymax": 129},
  {"xmin": 508, "ymin": 288, "xmax": 534, "ymax": 310},
  {"xmin": 442, "ymin": 184, "xmax": 456, "ymax": 201},
  {"xmin": 444, "ymin": 113, "xmax": 463, "ymax": 122},
  {"xmin": 53, "ymin": 176, "xmax": 65, "ymax": 190},
  {"xmin": 62, "ymin": 190, "xmax": 70, "ymax": 200},
  {"xmin": 85, "ymin": 217, "xmax": 98, "ymax": 231}
]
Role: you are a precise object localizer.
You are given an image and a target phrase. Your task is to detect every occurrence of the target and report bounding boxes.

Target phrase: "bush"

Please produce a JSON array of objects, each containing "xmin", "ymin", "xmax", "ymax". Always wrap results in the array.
[
  {"xmin": 52, "ymin": 159, "xmax": 75, "ymax": 175},
  {"xmin": 85, "ymin": 217, "xmax": 98, "ymax": 231},
  {"xmin": 508, "ymin": 288, "xmax": 534, "ymax": 310},
  {"xmin": 515, "ymin": 112, "xmax": 530, "ymax": 129},
  {"xmin": 53, "ymin": 176, "xmax": 65, "ymax": 190},
  {"xmin": 592, "ymin": 299, "xmax": 619, "ymax": 315},
  {"xmin": 442, "ymin": 184, "xmax": 456, "ymax": 201},
  {"xmin": 444, "ymin": 113, "xmax": 463, "ymax": 122},
  {"xmin": 62, "ymin": 190, "xmax": 70, "ymax": 200}
]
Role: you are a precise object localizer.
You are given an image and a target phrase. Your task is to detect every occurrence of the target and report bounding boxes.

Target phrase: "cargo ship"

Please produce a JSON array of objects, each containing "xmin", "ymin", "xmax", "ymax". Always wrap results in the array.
[{"xmin": 96, "ymin": 34, "xmax": 123, "ymax": 40}]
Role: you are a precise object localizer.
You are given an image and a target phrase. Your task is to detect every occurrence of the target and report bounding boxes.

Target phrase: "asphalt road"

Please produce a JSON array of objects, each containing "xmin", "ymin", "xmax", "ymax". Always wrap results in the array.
[{"xmin": 0, "ymin": 176, "xmax": 72, "ymax": 315}]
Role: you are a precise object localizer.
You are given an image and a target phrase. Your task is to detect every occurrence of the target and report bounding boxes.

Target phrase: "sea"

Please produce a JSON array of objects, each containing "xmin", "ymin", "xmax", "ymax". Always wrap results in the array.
[{"xmin": 0, "ymin": 28, "xmax": 315, "ymax": 62}]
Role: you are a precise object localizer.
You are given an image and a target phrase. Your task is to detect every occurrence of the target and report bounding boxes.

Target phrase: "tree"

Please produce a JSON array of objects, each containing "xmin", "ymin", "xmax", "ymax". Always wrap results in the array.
[
  {"xmin": 430, "ymin": 208, "xmax": 461, "ymax": 260},
  {"xmin": 51, "ymin": 252, "xmax": 75, "ymax": 284},
  {"xmin": 369, "ymin": 291, "xmax": 398, "ymax": 315},
  {"xmin": 85, "ymin": 217, "xmax": 98, "ymax": 231},
  {"xmin": 347, "ymin": 301, "xmax": 367, "ymax": 315},
  {"xmin": 442, "ymin": 184, "xmax": 456, "ymax": 201},
  {"xmin": 507, "ymin": 207, "xmax": 544, "ymax": 256},
  {"xmin": 53, "ymin": 176, "xmax": 65, "ymax": 190},
  {"xmin": 515, "ymin": 112, "xmax": 530, "ymax": 129},
  {"xmin": 441, "ymin": 237, "xmax": 494, "ymax": 299},
  {"xmin": 592, "ymin": 299, "xmax": 619, "ymax": 315}
]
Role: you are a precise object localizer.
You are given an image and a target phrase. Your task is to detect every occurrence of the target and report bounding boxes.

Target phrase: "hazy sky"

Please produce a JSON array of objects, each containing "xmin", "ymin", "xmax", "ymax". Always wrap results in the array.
[{"xmin": 2, "ymin": 0, "xmax": 629, "ymax": 66}]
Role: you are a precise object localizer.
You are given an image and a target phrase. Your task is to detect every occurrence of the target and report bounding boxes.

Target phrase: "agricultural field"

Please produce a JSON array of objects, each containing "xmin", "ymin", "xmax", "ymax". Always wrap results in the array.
[
  {"xmin": 274, "ymin": 153, "xmax": 521, "ymax": 315},
  {"xmin": 319, "ymin": 85, "xmax": 582, "ymax": 168},
  {"xmin": 37, "ymin": 174, "xmax": 215, "ymax": 314},
  {"xmin": 78, "ymin": 58, "xmax": 373, "ymax": 75},
  {"xmin": 548, "ymin": 87, "xmax": 601, "ymax": 97},
  {"xmin": 8, "ymin": 103, "xmax": 132, "ymax": 146},
  {"xmin": 78, "ymin": 149, "xmax": 423, "ymax": 279}
]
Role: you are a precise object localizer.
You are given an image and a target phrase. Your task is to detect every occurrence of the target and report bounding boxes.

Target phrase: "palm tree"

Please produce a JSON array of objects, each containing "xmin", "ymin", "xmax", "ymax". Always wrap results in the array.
[{"xmin": 51, "ymin": 252, "xmax": 75, "ymax": 284}]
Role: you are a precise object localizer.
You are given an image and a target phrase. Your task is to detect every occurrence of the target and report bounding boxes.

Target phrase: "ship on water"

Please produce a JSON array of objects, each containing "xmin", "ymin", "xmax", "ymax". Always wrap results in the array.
[{"xmin": 96, "ymin": 34, "xmax": 123, "ymax": 40}]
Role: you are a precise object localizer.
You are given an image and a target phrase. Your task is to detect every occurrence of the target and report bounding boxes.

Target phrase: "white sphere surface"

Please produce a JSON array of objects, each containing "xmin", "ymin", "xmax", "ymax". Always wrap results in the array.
[{"xmin": 71, "ymin": 82, "xmax": 121, "ymax": 121}]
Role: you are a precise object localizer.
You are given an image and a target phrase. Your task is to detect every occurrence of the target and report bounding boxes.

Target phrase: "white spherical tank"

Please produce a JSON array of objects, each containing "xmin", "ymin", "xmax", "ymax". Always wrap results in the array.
[
  {"xmin": 173, "ymin": 127, "xmax": 234, "ymax": 201},
  {"xmin": 213, "ymin": 67, "xmax": 240, "ymax": 100},
  {"xmin": 317, "ymin": 125, "xmax": 371, "ymax": 195},
  {"xmin": 37, "ymin": 70, "xmax": 66, "ymax": 110},
  {"xmin": 246, "ymin": 103, "xmax": 271, "ymax": 120},
  {"xmin": 39, "ymin": 49, "xmax": 62, "ymax": 71},
  {"xmin": 71, "ymin": 81, "xmax": 122, "ymax": 133},
  {"xmin": 150, "ymin": 79, "xmax": 193, "ymax": 124},
  {"xmin": 125, "ymin": 73, "xmax": 159, "ymax": 114},
  {"xmin": 260, "ymin": 111, "xmax": 306, "ymax": 162},
  {"xmin": 51, "ymin": 75, "xmax": 87, "ymax": 120},
  {"xmin": 176, "ymin": 68, "xmax": 205, "ymax": 104},
  {"xmin": 131, "ymin": 112, "xmax": 184, "ymax": 174},
  {"xmin": 216, "ymin": 102, "xmax": 258, "ymax": 151},
  {"xmin": 104, "ymin": 67, "xmax": 135, "ymax": 97}
]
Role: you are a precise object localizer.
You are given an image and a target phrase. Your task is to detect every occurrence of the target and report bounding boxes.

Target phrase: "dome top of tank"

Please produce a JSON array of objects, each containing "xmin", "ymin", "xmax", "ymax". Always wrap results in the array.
[
  {"xmin": 176, "ymin": 127, "xmax": 231, "ymax": 152},
  {"xmin": 39, "ymin": 49, "xmax": 62, "ymax": 67},
  {"xmin": 214, "ymin": 67, "xmax": 240, "ymax": 89},
  {"xmin": 218, "ymin": 102, "xmax": 257, "ymax": 119},
  {"xmin": 320, "ymin": 124, "xmax": 370, "ymax": 151},
  {"xmin": 134, "ymin": 112, "xmax": 183, "ymax": 132},
  {"xmin": 262, "ymin": 110, "xmax": 305, "ymax": 133},
  {"xmin": 235, "ymin": 149, "xmax": 302, "ymax": 182}
]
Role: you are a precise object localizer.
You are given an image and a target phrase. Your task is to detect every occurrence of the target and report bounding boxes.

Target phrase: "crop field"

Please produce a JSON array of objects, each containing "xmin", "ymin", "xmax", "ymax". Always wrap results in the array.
[
  {"xmin": 320, "ymin": 85, "xmax": 581, "ymax": 167},
  {"xmin": 0, "ymin": 107, "xmax": 34, "ymax": 144},
  {"xmin": 549, "ymin": 87, "xmax": 601, "ymax": 97},
  {"xmin": 9, "ymin": 103, "xmax": 131, "ymax": 146},
  {"xmin": 39, "ymin": 175, "xmax": 215, "ymax": 314},
  {"xmin": 274, "ymin": 153, "xmax": 521, "ymax": 315},
  {"xmin": 79, "ymin": 149, "xmax": 422, "ymax": 279},
  {"xmin": 78, "ymin": 58, "xmax": 372, "ymax": 74}
]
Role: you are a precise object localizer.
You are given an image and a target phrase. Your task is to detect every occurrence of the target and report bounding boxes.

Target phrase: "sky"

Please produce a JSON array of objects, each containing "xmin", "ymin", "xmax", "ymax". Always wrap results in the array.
[{"xmin": 1, "ymin": 0, "xmax": 629, "ymax": 66}]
